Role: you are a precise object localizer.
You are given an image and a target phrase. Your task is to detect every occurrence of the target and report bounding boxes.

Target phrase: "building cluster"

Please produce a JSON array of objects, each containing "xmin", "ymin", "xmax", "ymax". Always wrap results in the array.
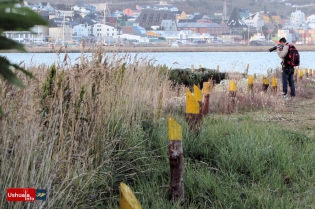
[{"xmin": 3, "ymin": 1, "xmax": 315, "ymax": 46}]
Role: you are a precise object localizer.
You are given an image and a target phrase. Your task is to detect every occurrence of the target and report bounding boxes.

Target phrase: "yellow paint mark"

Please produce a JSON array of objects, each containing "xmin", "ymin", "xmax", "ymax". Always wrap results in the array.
[
  {"xmin": 263, "ymin": 77, "xmax": 269, "ymax": 85},
  {"xmin": 168, "ymin": 116, "xmax": 182, "ymax": 141},
  {"xmin": 272, "ymin": 77, "xmax": 277, "ymax": 87},
  {"xmin": 120, "ymin": 182, "xmax": 142, "ymax": 209},
  {"xmin": 203, "ymin": 82, "xmax": 211, "ymax": 94},
  {"xmin": 248, "ymin": 75, "xmax": 253, "ymax": 85},
  {"xmin": 186, "ymin": 89, "xmax": 199, "ymax": 114},
  {"xmin": 229, "ymin": 80, "xmax": 237, "ymax": 92},
  {"xmin": 299, "ymin": 69, "xmax": 304, "ymax": 77},
  {"xmin": 193, "ymin": 84, "xmax": 202, "ymax": 102}
]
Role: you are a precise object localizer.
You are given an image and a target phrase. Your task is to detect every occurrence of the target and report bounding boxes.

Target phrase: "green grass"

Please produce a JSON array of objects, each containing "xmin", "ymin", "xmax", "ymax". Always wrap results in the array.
[{"xmin": 55, "ymin": 114, "xmax": 315, "ymax": 208}]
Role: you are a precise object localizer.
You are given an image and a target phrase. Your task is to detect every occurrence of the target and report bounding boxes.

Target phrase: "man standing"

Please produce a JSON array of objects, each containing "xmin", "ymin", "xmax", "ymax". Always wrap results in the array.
[{"xmin": 277, "ymin": 37, "xmax": 295, "ymax": 97}]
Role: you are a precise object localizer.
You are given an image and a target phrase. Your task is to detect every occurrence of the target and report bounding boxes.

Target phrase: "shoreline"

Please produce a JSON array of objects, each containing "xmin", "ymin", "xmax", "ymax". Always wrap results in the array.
[{"xmin": 1, "ymin": 45, "xmax": 315, "ymax": 53}]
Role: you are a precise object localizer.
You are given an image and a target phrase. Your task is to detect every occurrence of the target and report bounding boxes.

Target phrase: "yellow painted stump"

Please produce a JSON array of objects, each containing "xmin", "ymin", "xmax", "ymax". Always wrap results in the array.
[{"xmin": 120, "ymin": 183, "xmax": 142, "ymax": 209}]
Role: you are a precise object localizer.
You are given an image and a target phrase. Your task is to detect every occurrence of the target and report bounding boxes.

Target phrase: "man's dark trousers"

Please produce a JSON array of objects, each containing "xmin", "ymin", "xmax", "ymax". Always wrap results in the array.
[{"xmin": 282, "ymin": 65, "xmax": 295, "ymax": 96}]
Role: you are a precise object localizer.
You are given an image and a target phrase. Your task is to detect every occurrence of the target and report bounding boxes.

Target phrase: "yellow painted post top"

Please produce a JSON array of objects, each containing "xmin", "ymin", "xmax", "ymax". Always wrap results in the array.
[
  {"xmin": 310, "ymin": 69, "xmax": 313, "ymax": 74},
  {"xmin": 294, "ymin": 68, "xmax": 297, "ymax": 74},
  {"xmin": 299, "ymin": 69, "xmax": 304, "ymax": 77},
  {"xmin": 272, "ymin": 77, "xmax": 277, "ymax": 87},
  {"xmin": 203, "ymin": 82, "xmax": 211, "ymax": 94},
  {"xmin": 199, "ymin": 64, "xmax": 202, "ymax": 69},
  {"xmin": 186, "ymin": 89, "xmax": 200, "ymax": 114},
  {"xmin": 248, "ymin": 75, "xmax": 254, "ymax": 85},
  {"xmin": 193, "ymin": 84, "xmax": 202, "ymax": 102},
  {"xmin": 263, "ymin": 77, "xmax": 269, "ymax": 85},
  {"xmin": 229, "ymin": 80, "xmax": 237, "ymax": 92},
  {"xmin": 120, "ymin": 182, "xmax": 142, "ymax": 209},
  {"xmin": 168, "ymin": 116, "xmax": 182, "ymax": 141}
]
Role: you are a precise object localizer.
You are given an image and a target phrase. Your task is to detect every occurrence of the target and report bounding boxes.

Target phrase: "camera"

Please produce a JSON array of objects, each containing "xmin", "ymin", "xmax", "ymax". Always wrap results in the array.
[{"xmin": 269, "ymin": 44, "xmax": 283, "ymax": 52}]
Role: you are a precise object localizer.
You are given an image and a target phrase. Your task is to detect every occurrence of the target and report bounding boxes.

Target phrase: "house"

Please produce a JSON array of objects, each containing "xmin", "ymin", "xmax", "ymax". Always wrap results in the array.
[
  {"xmin": 3, "ymin": 26, "xmax": 48, "ymax": 43},
  {"xmin": 135, "ymin": 9, "xmax": 176, "ymax": 29},
  {"xmin": 123, "ymin": 8, "xmax": 134, "ymax": 16},
  {"xmin": 242, "ymin": 12, "xmax": 264, "ymax": 29},
  {"xmin": 177, "ymin": 11, "xmax": 187, "ymax": 21},
  {"xmin": 263, "ymin": 14, "xmax": 282, "ymax": 25},
  {"xmin": 178, "ymin": 14, "xmax": 204, "ymax": 23},
  {"xmin": 226, "ymin": 7, "xmax": 247, "ymax": 29},
  {"xmin": 160, "ymin": 20, "xmax": 177, "ymax": 31},
  {"xmin": 307, "ymin": 15, "xmax": 315, "ymax": 28},
  {"xmin": 177, "ymin": 23, "xmax": 230, "ymax": 35},
  {"xmin": 178, "ymin": 30, "xmax": 193, "ymax": 40},
  {"xmin": 121, "ymin": 26, "xmax": 146, "ymax": 36},
  {"xmin": 162, "ymin": 31, "xmax": 180, "ymax": 41},
  {"xmin": 72, "ymin": 18, "xmax": 95, "ymax": 37},
  {"xmin": 56, "ymin": 10, "xmax": 75, "ymax": 18},
  {"xmin": 33, "ymin": 2, "xmax": 54, "ymax": 12},
  {"xmin": 92, "ymin": 23, "xmax": 117, "ymax": 40},
  {"xmin": 290, "ymin": 10, "xmax": 305, "ymax": 27},
  {"xmin": 48, "ymin": 19, "xmax": 72, "ymax": 43}
]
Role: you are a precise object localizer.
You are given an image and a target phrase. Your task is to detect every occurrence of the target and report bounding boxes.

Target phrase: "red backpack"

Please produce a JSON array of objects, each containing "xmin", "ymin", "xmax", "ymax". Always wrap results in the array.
[{"xmin": 285, "ymin": 44, "xmax": 300, "ymax": 67}]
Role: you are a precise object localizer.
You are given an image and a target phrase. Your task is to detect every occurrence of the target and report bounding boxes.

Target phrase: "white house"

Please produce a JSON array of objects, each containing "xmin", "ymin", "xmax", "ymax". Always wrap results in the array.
[
  {"xmin": 242, "ymin": 12, "xmax": 264, "ymax": 29},
  {"xmin": 178, "ymin": 30, "xmax": 193, "ymax": 40},
  {"xmin": 161, "ymin": 20, "xmax": 177, "ymax": 31},
  {"xmin": 4, "ymin": 25, "xmax": 48, "ymax": 43},
  {"xmin": 290, "ymin": 10, "xmax": 305, "ymax": 26},
  {"xmin": 92, "ymin": 23, "xmax": 117, "ymax": 38},
  {"xmin": 73, "ymin": 23, "xmax": 93, "ymax": 37},
  {"xmin": 307, "ymin": 14, "xmax": 315, "ymax": 23}
]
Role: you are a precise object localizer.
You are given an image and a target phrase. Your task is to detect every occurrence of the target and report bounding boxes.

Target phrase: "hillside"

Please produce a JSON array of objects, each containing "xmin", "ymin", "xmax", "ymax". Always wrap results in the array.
[
  {"xmin": 106, "ymin": 0, "xmax": 315, "ymax": 17},
  {"xmin": 32, "ymin": 0, "xmax": 315, "ymax": 17}
]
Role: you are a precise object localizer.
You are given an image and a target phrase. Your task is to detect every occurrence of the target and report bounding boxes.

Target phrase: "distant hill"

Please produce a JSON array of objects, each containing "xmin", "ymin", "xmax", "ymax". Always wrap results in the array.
[{"xmin": 33, "ymin": 0, "xmax": 315, "ymax": 17}]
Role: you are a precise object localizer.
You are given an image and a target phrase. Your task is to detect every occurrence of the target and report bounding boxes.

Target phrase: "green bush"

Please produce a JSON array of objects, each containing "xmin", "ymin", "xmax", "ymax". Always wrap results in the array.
[{"xmin": 168, "ymin": 68, "xmax": 226, "ymax": 88}]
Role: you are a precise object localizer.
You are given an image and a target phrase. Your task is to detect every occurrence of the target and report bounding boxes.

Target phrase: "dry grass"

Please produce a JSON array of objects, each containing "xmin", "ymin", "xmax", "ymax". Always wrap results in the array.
[{"xmin": 0, "ymin": 50, "xmax": 171, "ymax": 208}]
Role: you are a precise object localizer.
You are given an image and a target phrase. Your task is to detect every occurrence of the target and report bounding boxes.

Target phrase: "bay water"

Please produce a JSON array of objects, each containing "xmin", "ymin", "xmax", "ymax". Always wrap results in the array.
[{"xmin": 1, "ymin": 51, "xmax": 314, "ymax": 75}]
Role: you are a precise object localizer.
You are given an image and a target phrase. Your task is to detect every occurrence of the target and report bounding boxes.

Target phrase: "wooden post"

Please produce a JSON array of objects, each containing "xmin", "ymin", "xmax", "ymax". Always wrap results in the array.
[
  {"xmin": 310, "ymin": 69, "xmax": 313, "ymax": 78},
  {"xmin": 262, "ymin": 77, "xmax": 269, "ymax": 93},
  {"xmin": 305, "ymin": 69, "xmax": 309, "ymax": 78},
  {"xmin": 228, "ymin": 80, "xmax": 237, "ymax": 114},
  {"xmin": 119, "ymin": 182, "xmax": 142, "ymax": 209},
  {"xmin": 272, "ymin": 77, "xmax": 277, "ymax": 93},
  {"xmin": 185, "ymin": 89, "xmax": 202, "ymax": 135},
  {"xmin": 216, "ymin": 65, "xmax": 220, "ymax": 72},
  {"xmin": 244, "ymin": 64, "xmax": 249, "ymax": 77},
  {"xmin": 202, "ymin": 79, "xmax": 212, "ymax": 115},
  {"xmin": 168, "ymin": 117, "xmax": 184, "ymax": 206}
]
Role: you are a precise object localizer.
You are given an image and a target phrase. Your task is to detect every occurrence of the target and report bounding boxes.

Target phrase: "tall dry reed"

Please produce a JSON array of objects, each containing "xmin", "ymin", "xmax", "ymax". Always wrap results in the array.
[{"xmin": 0, "ymin": 50, "xmax": 170, "ymax": 208}]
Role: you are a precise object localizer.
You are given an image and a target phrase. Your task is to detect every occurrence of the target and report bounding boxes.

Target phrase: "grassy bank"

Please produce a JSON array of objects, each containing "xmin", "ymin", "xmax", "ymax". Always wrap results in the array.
[{"xmin": 1, "ymin": 51, "xmax": 315, "ymax": 208}]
